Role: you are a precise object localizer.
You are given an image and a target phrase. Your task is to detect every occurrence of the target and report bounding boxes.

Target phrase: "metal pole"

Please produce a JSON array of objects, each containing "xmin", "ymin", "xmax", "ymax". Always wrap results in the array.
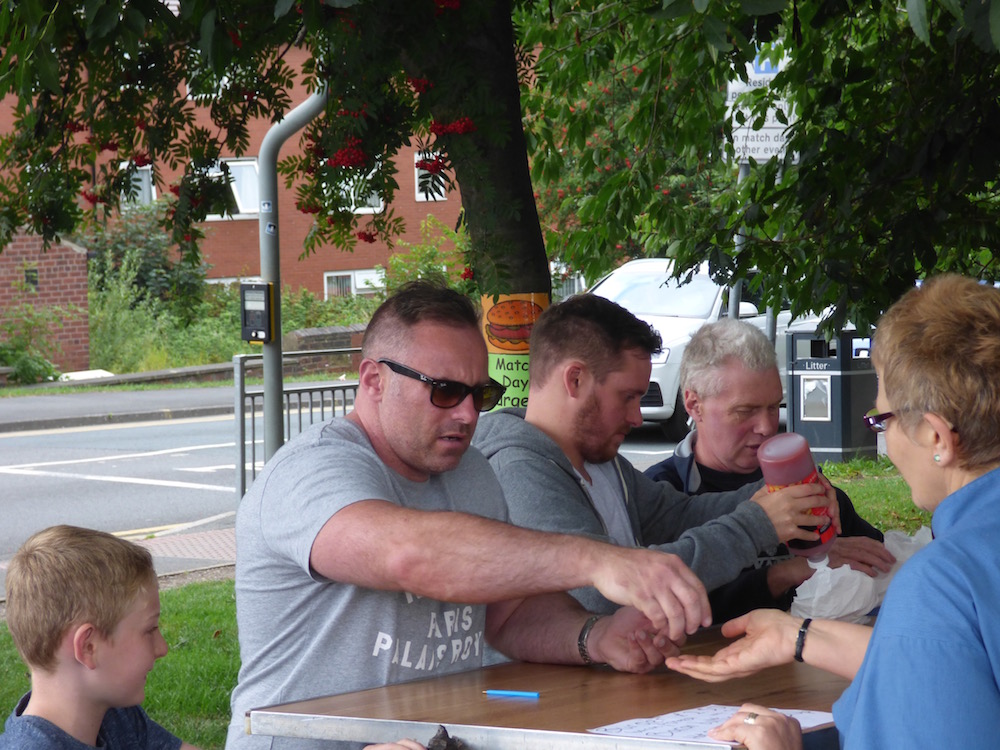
[
  {"xmin": 728, "ymin": 162, "xmax": 751, "ymax": 319},
  {"xmin": 258, "ymin": 88, "xmax": 328, "ymax": 462}
]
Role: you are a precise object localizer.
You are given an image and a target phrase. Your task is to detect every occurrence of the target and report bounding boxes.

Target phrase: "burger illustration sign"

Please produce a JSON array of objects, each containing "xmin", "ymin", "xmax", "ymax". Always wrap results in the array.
[
  {"xmin": 485, "ymin": 299, "xmax": 543, "ymax": 352},
  {"xmin": 482, "ymin": 294, "xmax": 548, "ymax": 409}
]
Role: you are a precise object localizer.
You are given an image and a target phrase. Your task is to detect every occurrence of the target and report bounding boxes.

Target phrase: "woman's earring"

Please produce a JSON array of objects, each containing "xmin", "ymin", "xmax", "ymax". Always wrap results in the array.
[{"xmin": 933, "ymin": 454, "xmax": 941, "ymax": 463}]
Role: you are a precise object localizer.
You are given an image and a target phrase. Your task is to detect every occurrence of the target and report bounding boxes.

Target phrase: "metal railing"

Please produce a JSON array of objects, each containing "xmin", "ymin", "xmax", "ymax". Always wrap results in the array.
[{"xmin": 234, "ymin": 348, "xmax": 360, "ymax": 498}]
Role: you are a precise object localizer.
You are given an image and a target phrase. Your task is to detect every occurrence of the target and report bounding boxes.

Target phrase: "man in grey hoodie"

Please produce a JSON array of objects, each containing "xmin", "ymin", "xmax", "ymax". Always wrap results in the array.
[{"xmin": 473, "ymin": 293, "xmax": 849, "ymax": 617}]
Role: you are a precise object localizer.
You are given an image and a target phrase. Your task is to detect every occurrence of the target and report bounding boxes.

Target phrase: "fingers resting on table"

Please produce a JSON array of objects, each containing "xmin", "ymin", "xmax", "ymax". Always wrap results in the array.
[{"xmin": 708, "ymin": 703, "xmax": 803, "ymax": 750}]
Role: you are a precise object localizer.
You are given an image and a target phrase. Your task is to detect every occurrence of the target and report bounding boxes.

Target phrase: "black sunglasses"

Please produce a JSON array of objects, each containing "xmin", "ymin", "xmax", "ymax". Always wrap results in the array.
[
  {"xmin": 863, "ymin": 409, "xmax": 895, "ymax": 433},
  {"xmin": 378, "ymin": 359, "xmax": 506, "ymax": 412}
]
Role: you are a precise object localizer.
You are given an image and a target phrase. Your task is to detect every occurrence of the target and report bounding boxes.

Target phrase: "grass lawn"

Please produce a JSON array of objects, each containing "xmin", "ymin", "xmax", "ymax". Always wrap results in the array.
[
  {"xmin": 820, "ymin": 455, "xmax": 932, "ymax": 534},
  {"xmin": 0, "ymin": 458, "xmax": 930, "ymax": 750}
]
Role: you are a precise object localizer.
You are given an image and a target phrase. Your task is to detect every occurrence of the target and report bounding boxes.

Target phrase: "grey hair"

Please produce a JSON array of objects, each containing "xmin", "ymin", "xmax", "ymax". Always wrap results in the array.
[{"xmin": 680, "ymin": 318, "xmax": 778, "ymax": 399}]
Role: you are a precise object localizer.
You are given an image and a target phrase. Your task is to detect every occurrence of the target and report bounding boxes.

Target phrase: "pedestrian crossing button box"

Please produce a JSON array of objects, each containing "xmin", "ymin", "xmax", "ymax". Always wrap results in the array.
[{"xmin": 240, "ymin": 280, "xmax": 273, "ymax": 343}]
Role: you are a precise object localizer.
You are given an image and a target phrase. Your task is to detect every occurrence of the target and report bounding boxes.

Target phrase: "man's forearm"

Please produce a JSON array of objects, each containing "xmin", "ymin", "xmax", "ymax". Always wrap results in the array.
[
  {"xmin": 310, "ymin": 501, "xmax": 626, "ymax": 601},
  {"xmin": 311, "ymin": 500, "xmax": 710, "ymax": 638},
  {"xmin": 485, "ymin": 593, "xmax": 588, "ymax": 664}
]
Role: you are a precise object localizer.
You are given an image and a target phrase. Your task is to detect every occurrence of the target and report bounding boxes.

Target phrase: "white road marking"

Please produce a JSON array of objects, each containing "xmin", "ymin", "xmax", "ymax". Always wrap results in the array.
[
  {"xmin": 0, "ymin": 414, "xmax": 234, "ymax": 438},
  {"xmin": 0, "ymin": 466, "xmax": 232, "ymax": 492},
  {"xmin": 0, "ymin": 442, "xmax": 234, "ymax": 470}
]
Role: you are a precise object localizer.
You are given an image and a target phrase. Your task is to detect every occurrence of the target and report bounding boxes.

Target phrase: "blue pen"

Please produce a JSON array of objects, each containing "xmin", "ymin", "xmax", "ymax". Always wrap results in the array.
[{"xmin": 483, "ymin": 689, "xmax": 540, "ymax": 699}]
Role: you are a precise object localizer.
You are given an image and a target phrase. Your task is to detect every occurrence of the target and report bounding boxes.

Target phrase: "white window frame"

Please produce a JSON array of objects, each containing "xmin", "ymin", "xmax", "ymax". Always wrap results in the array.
[
  {"xmin": 119, "ymin": 163, "xmax": 156, "ymax": 206},
  {"xmin": 324, "ymin": 268, "xmax": 383, "ymax": 299},
  {"xmin": 414, "ymin": 151, "xmax": 447, "ymax": 203},
  {"xmin": 205, "ymin": 158, "xmax": 259, "ymax": 220},
  {"xmin": 339, "ymin": 168, "xmax": 385, "ymax": 215}
]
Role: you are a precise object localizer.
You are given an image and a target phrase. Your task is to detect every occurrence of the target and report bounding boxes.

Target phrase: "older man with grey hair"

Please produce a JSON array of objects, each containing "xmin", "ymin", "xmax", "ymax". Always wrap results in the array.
[{"xmin": 644, "ymin": 318, "xmax": 893, "ymax": 622}]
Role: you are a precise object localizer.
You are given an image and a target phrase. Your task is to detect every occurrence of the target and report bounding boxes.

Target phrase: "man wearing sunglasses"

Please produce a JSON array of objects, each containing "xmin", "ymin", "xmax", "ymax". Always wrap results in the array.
[
  {"xmin": 228, "ymin": 281, "xmax": 713, "ymax": 750},
  {"xmin": 473, "ymin": 294, "xmax": 846, "ymax": 622}
]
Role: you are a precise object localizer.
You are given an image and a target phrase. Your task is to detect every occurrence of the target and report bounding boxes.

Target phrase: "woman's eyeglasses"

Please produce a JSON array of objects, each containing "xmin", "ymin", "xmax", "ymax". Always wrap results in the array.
[
  {"xmin": 378, "ymin": 359, "xmax": 506, "ymax": 412},
  {"xmin": 862, "ymin": 408, "xmax": 895, "ymax": 433}
]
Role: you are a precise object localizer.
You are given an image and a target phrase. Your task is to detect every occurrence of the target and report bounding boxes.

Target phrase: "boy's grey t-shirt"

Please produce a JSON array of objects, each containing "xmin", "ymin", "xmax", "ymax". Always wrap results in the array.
[
  {"xmin": 0, "ymin": 693, "xmax": 181, "ymax": 749},
  {"xmin": 227, "ymin": 418, "xmax": 508, "ymax": 750}
]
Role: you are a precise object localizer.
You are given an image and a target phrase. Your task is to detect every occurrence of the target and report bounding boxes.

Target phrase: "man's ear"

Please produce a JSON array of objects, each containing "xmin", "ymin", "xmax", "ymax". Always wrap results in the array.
[
  {"xmin": 683, "ymin": 389, "xmax": 702, "ymax": 421},
  {"xmin": 71, "ymin": 623, "xmax": 100, "ymax": 670},
  {"xmin": 358, "ymin": 358, "xmax": 384, "ymax": 400},
  {"xmin": 562, "ymin": 362, "xmax": 587, "ymax": 398}
]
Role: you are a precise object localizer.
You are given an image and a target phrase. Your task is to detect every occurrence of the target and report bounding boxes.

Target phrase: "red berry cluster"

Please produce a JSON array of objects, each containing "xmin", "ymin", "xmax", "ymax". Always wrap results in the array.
[
  {"xmin": 460, "ymin": 267, "xmax": 474, "ymax": 280},
  {"xmin": 88, "ymin": 135, "xmax": 119, "ymax": 152},
  {"xmin": 133, "ymin": 151, "xmax": 151, "ymax": 167},
  {"xmin": 415, "ymin": 156, "xmax": 446, "ymax": 174},
  {"xmin": 408, "ymin": 77, "xmax": 432, "ymax": 94},
  {"xmin": 434, "ymin": 0, "xmax": 460, "ymax": 12},
  {"xmin": 336, "ymin": 103, "xmax": 369, "ymax": 119},
  {"xmin": 355, "ymin": 231, "xmax": 377, "ymax": 243},
  {"xmin": 327, "ymin": 137, "xmax": 366, "ymax": 168},
  {"xmin": 81, "ymin": 190, "xmax": 100, "ymax": 205},
  {"xmin": 297, "ymin": 202, "xmax": 322, "ymax": 214},
  {"xmin": 430, "ymin": 117, "xmax": 476, "ymax": 136}
]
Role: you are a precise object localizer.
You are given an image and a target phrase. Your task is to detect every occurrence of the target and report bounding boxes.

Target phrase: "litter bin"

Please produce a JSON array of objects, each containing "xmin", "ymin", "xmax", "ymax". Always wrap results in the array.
[{"xmin": 786, "ymin": 328, "xmax": 877, "ymax": 462}]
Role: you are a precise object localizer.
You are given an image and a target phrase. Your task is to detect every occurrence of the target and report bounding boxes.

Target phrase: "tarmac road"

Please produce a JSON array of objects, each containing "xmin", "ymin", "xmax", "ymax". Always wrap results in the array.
[{"xmin": 0, "ymin": 383, "xmax": 239, "ymax": 597}]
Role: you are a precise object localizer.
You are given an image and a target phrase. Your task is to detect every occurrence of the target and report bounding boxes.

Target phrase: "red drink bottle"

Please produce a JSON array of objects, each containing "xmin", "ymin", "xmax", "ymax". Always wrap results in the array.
[{"xmin": 758, "ymin": 432, "xmax": 836, "ymax": 558}]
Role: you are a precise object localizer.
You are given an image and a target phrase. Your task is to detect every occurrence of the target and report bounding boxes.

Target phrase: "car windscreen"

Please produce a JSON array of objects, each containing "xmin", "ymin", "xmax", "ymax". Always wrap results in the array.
[{"xmin": 591, "ymin": 273, "xmax": 720, "ymax": 318}]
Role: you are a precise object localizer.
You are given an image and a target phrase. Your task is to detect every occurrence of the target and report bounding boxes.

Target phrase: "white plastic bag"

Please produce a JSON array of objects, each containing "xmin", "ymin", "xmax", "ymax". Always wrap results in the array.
[{"xmin": 791, "ymin": 526, "xmax": 932, "ymax": 623}]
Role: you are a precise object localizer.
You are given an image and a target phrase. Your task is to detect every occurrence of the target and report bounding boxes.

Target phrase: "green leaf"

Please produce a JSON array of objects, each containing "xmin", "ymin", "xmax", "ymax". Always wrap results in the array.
[
  {"xmin": 939, "ymin": 0, "xmax": 963, "ymax": 19},
  {"xmin": 274, "ymin": 0, "xmax": 297, "ymax": 18},
  {"xmin": 905, "ymin": 0, "xmax": 929, "ymax": 45},
  {"xmin": 34, "ymin": 46, "xmax": 62, "ymax": 95},
  {"xmin": 990, "ymin": 0, "xmax": 1000, "ymax": 52},
  {"xmin": 693, "ymin": 0, "xmax": 710, "ymax": 13},
  {"xmin": 123, "ymin": 7, "xmax": 146, "ymax": 36},
  {"xmin": 740, "ymin": 0, "xmax": 788, "ymax": 14},
  {"xmin": 650, "ymin": 0, "xmax": 695, "ymax": 20},
  {"xmin": 199, "ymin": 9, "xmax": 217, "ymax": 65},
  {"xmin": 19, "ymin": 0, "xmax": 45, "ymax": 27},
  {"xmin": 88, "ymin": 3, "xmax": 122, "ymax": 40}
]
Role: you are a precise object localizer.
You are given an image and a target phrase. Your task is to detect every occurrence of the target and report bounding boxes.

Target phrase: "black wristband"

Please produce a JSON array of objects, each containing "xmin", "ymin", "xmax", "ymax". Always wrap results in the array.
[
  {"xmin": 794, "ymin": 617, "xmax": 813, "ymax": 663},
  {"xmin": 578, "ymin": 614, "xmax": 603, "ymax": 665}
]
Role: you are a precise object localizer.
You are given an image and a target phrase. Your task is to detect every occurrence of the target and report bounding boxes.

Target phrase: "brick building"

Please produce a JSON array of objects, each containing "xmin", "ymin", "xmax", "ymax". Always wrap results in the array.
[
  {"xmin": 114, "ymin": 44, "xmax": 464, "ymax": 298},
  {"xmin": 0, "ymin": 234, "xmax": 89, "ymax": 372}
]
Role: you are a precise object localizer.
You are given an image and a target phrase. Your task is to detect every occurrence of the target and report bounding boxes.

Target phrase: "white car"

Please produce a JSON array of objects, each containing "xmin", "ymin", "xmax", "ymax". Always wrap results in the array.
[{"xmin": 588, "ymin": 258, "xmax": 800, "ymax": 440}]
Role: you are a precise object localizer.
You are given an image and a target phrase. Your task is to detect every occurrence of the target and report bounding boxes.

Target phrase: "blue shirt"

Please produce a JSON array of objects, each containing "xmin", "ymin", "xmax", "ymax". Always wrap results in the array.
[
  {"xmin": 833, "ymin": 466, "xmax": 1000, "ymax": 748},
  {"xmin": 0, "ymin": 692, "xmax": 181, "ymax": 750}
]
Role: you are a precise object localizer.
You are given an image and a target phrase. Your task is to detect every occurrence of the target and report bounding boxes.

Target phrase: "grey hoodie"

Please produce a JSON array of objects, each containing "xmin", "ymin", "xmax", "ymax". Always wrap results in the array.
[{"xmin": 472, "ymin": 408, "xmax": 780, "ymax": 614}]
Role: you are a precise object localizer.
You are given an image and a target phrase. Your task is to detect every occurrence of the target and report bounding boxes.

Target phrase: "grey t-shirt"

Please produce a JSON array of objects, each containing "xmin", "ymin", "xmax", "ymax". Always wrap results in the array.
[
  {"xmin": 226, "ymin": 418, "xmax": 509, "ymax": 750},
  {"xmin": 0, "ymin": 692, "xmax": 181, "ymax": 750}
]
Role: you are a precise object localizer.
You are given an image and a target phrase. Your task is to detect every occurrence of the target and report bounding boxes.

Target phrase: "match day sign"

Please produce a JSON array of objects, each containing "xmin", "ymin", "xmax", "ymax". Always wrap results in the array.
[
  {"xmin": 481, "ymin": 293, "xmax": 548, "ymax": 410},
  {"xmin": 727, "ymin": 55, "xmax": 794, "ymax": 164}
]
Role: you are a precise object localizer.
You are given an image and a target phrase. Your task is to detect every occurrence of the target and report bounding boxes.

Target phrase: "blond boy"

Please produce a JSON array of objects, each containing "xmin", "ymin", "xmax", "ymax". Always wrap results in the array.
[{"xmin": 0, "ymin": 525, "xmax": 199, "ymax": 750}]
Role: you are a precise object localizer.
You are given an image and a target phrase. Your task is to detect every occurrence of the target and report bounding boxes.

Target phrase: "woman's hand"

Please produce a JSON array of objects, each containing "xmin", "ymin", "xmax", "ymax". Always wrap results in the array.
[
  {"xmin": 666, "ymin": 609, "xmax": 800, "ymax": 682},
  {"xmin": 707, "ymin": 704, "xmax": 803, "ymax": 750}
]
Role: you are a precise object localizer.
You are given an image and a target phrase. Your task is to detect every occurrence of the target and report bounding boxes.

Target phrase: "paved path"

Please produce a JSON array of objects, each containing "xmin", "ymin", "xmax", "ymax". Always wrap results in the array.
[{"xmin": 0, "ymin": 385, "xmax": 234, "ymax": 433}]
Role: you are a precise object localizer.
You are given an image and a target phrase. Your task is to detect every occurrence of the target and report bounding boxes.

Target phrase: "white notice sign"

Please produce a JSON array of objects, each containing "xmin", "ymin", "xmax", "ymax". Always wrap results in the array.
[{"xmin": 726, "ymin": 55, "xmax": 794, "ymax": 164}]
